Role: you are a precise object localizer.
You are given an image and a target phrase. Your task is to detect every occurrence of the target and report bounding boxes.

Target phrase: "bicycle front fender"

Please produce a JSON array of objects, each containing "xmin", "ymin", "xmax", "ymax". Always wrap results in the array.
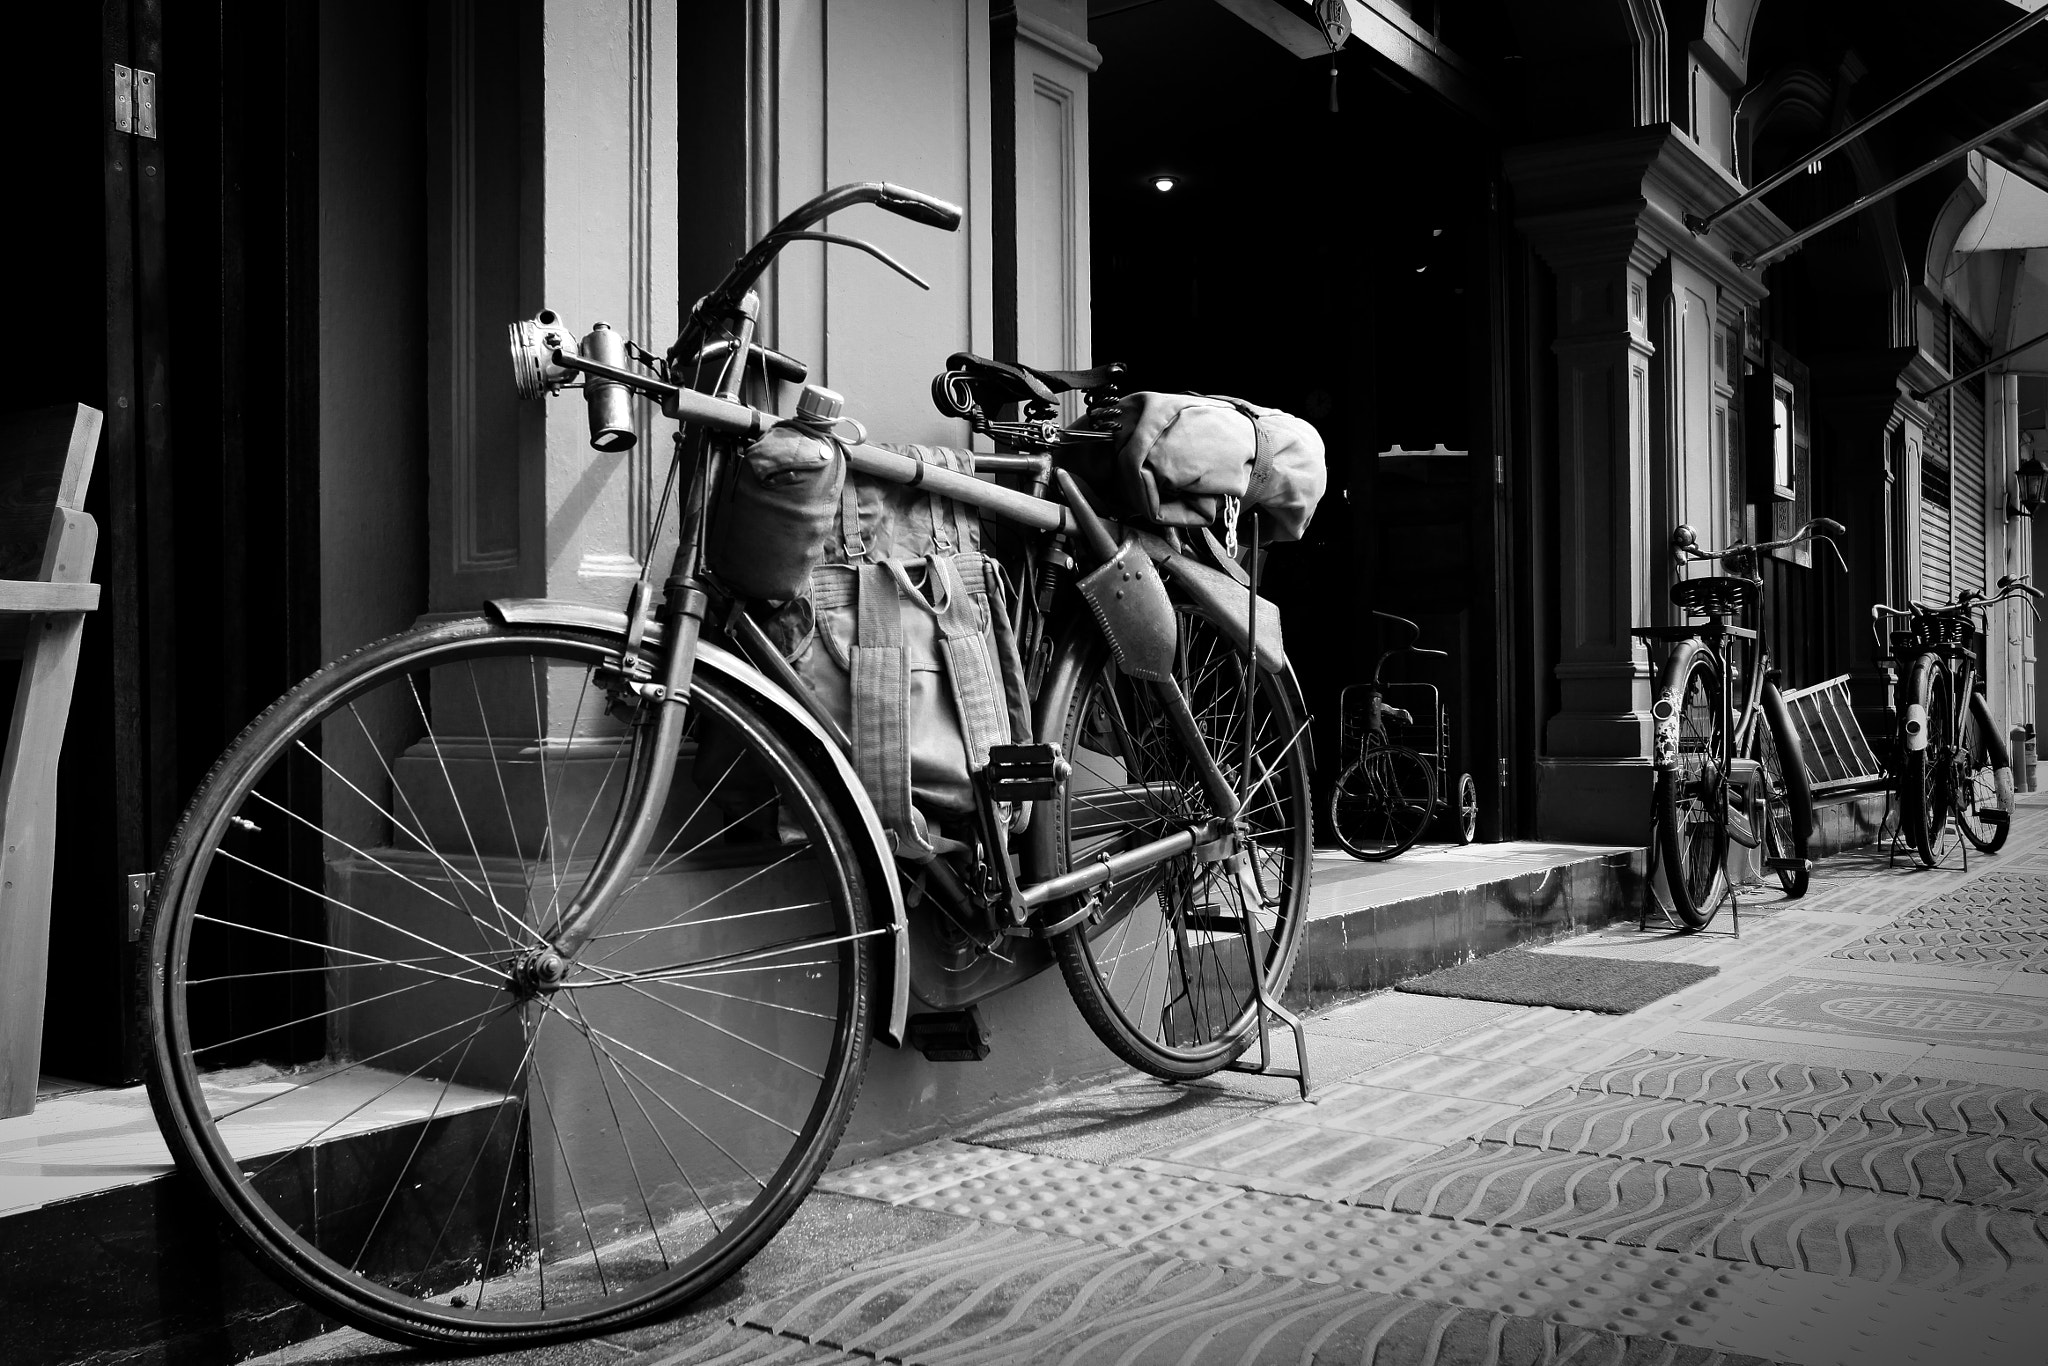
[{"xmin": 486, "ymin": 596, "xmax": 912, "ymax": 1048}]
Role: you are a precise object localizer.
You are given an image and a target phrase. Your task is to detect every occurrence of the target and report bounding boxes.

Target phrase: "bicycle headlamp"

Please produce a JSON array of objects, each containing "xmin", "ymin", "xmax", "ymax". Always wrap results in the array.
[{"xmin": 508, "ymin": 309, "xmax": 577, "ymax": 399}]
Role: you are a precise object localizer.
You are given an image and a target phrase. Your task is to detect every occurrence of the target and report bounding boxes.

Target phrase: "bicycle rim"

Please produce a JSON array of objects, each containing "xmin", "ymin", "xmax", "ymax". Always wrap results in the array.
[
  {"xmin": 143, "ymin": 618, "xmax": 872, "ymax": 1347},
  {"xmin": 1328, "ymin": 747, "xmax": 1437, "ymax": 861},
  {"xmin": 1908, "ymin": 666, "xmax": 1955, "ymax": 866},
  {"xmin": 1656, "ymin": 650, "xmax": 1728, "ymax": 929},
  {"xmin": 1038, "ymin": 619, "xmax": 1312, "ymax": 1078}
]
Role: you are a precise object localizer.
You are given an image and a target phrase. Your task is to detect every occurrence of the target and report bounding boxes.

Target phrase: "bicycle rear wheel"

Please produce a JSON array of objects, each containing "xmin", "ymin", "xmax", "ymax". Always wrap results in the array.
[
  {"xmin": 1899, "ymin": 655, "xmax": 1952, "ymax": 867},
  {"xmin": 1654, "ymin": 644, "xmax": 1729, "ymax": 929},
  {"xmin": 142, "ymin": 617, "xmax": 874, "ymax": 1348},
  {"xmin": 1957, "ymin": 691, "xmax": 2014, "ymax": 854},
  {"xmin": 1754, "ymin": 681, "xmax": 1811, "ymax": 898},
  {"xmin": 1032, "ymin": 617, "xmax": 1313, "ymax": 1081},
  {"xmin": 1327, "ymin": 745, "xmax": 1437, "ymax": 861}
]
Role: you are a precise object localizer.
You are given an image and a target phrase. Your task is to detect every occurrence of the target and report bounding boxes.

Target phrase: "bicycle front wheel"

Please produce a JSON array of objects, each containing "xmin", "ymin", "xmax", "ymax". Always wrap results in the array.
[
  {"xmin": 1957, "ymin": 691, "xmax": 2014, "ymax": 854},
  {"xmin": 1899, "ymin": 655, "xmax": 1952, "ymax": 867},
  {"xmin": 1654, "ymin": 644, "xmax": 1728, "ymax": 929},
  {"xmin": 142, "ymin": 617, "xmax": 874, "ymax": 1348},
  {"xmin": 1328, "ymin": 746, "xmax": 1437, "ymax": 861},
  {"xmin": 1032, "ymin": 617, "xmax": 1313, "ymax": 1081}
]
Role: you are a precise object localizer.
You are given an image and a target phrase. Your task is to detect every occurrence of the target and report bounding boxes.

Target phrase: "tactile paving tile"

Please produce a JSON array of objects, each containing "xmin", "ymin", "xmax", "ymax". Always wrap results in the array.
[
  {"xmin": 726, "ymin": 1216, "xmax": 1777, "ymax": 1366},
  {"xmin": 1126, "ymin": 1116, "xmax": 1441, "ymax": 1201},
  {"xmin": 1908, "ymin": 873, "xmax": 2048, "ymax": 909},
  {"xmin": 1133, "ymin": 1191, "xmax": 1769, "ymax": 1332},
  {"xmin": 1423, "ymin": 1006, "xmax": 1650, "ymax": 1071},
  {"xmin": 637, "ymin": 1322, "xmax": 857, "ymax": 1365},
  {"xmin": 1853, "ymin": 1074, "xmax": 2048, "ymax": 1138},
  {"xmin": 1799, "ymin": 1119, "xmax": 2048, "ymax": 1211},
  {"xmin": 1353, "ymin": 1052, "xmax": 1582, "ymax": 1106},
  {"xmin": 1684, "ymin": 1274, "xmax": 2048, "ymax": 1366},
  {"xmin": 813, "ymin": 1139, "xmax": 1029, "ymax": 1204},
  {"xmin": 898, "ymin": 1150, "xmax": 1241, "ymax": 1246},
  {"xmin": 1353, "ymin": 1141, "xmax": 1764, "ymax": 1252},
  {"xmin": 1578, "ymin": 1050, "xmax": 1889, "ymax": 1119},
  {"xmin": 1891, "ymin": 908, "xmax": 2048, "ymax": 932},
  {"xmin": 1482, "ymin": 1091, "xmax": 1823, "ymax": 1179},
  {"xmin": 1709, "ymin": 1174, "xmax": 2048, "ymax": 1298},
  {"xmin": 1260, "ymin": 1081, "xmax": 1525, "ymax": 1145},
  {"xmin": 1832, "ymin": 934, "xmax": 2048, "ymax": 971}
]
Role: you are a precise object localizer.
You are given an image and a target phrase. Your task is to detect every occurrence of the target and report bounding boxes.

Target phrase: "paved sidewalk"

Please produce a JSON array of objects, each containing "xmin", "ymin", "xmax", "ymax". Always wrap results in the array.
[{"xmin": 263, "ymin": 807, "xmax": 2048, "ymax": 1366}]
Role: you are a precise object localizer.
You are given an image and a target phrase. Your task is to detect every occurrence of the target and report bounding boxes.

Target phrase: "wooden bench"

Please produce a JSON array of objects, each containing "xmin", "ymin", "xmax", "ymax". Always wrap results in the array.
[{"xmin": 0, "ymin": 405, "xmax": 103, "ymax": 1118}]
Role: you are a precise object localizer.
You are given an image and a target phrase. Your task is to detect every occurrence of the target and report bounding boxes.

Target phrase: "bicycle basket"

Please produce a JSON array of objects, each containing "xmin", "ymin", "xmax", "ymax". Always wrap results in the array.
[
  {"xmin": 1913, "ymin": 613, "xmax": 1971, "ymax": 650},
  {"xmin": 1669, "ymin": 575, "xmax": 1758, "ymax": 617}
]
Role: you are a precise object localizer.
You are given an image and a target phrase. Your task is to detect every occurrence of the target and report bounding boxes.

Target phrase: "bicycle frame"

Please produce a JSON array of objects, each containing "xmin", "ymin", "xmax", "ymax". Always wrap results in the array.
[{"xmin": 513, "ymin": 217, "xmax": 1289, "ymax": 985}]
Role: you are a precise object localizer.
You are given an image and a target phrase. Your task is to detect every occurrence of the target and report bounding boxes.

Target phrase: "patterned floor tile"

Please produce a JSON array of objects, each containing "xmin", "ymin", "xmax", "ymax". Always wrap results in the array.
[
  {"xmin": 1709, "ymin": 1175, "xmax": 2048, "ymax": 1297},
  {"xmin": 1577, "ymin": 1050, "xmax": 1889, "ymax": 1119},
  {"xmin": 1483, "ymin": 1092, "xmax": 1823, "ymax": 1179},
  {"xmin": 1800, "ymin": 1121, "xmax": 2048, "ymax": 1211},
  {"xmin": 1261, "ymin": 1082, "xmax": 1525, "ymax": 1145},
  {"xmin": 1680, "ymin": 1268, "xmax": 2048, "ymax": 1366},
  {"xmin": 1352, "ymin": 1141, "xmax": 1763, "ymax": 1252},
  {"xmin": 1353, "ymin": 1052, "xmax": 1582, "ymax": 1106},
  {"xmin": 1127, "ymin": 1115, "xmax": 1440, "ymax": 1201},
  {"xmin": 898, "ymin": 1152, "xmax": 1240, "ymax": 1246},
  {"xmin": 1853, "ymin": 1074, "xmax": 2048, "ymax": 1138},
  {"xmin": 814, "ymin": 1140, "xmax": 1029, "ymax": 1205},
  {"xmin": 1705, "ymin": 977, "xmax": 2048, "ymax": 1053}
]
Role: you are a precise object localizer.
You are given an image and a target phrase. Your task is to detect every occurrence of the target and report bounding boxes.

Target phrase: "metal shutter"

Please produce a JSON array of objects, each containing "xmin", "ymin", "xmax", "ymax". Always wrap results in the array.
[
  {"xmin": 1951, "ymin": 317, "xmax": 1989, "ymax": 601},
  {"xmin": 1922, "ymin": 380, "xmax": 1953, "ymax": 606}
]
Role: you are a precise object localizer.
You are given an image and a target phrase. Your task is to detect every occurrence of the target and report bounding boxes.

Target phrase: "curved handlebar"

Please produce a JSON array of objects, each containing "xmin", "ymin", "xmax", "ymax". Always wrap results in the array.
[
  {"xmin": 1672, "ymin": 517, "xmax": 1847, "ymax": 574},
  {"xmin": 688, "ymin": 182, "xmax": 963, "ymax": 346}
]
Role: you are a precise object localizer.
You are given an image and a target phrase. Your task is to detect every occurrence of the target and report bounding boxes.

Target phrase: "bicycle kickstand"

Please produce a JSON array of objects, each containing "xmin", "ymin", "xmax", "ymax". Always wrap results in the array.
[{"xmin": 1223, "ymin": 974, "xmax": 1313, "ymax": 1101}]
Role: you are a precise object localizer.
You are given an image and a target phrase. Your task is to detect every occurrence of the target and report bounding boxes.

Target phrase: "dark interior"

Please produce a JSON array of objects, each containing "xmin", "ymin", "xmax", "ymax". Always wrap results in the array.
[{"xmin": 1088, "ymin": 1, "xmax": 1505, "ymax": 832}]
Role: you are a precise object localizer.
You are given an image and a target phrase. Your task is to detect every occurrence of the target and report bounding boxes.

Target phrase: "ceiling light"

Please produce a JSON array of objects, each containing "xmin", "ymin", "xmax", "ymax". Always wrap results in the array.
[{"xmin": 1151, "ymin": 175, "xmax": 1179, "ymax": 193}]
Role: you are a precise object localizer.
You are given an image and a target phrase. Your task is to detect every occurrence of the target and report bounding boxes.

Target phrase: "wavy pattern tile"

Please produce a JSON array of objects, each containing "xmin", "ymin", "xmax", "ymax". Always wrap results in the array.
[
  {"xmin": 722, "ymin": 1220, "xmax": 1775, "ymax": 1366},
  {"xmin": 1481, "ymin": 1093, "xmax": 1821, "ymax": 1178},
  {"xmin": 1802, "ymin": 1121, "xmax": 2048, "ymax": 1211},
  {"xmin": 1576, "ymin": 1052, "xmax": 1887, "ymax": 1119}
]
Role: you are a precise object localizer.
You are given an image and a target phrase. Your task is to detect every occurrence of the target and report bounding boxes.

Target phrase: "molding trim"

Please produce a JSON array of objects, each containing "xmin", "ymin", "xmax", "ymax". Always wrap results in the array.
[{"xmin": 1011, "ymin": 8, "xmax": 1101, "ymax": 73}]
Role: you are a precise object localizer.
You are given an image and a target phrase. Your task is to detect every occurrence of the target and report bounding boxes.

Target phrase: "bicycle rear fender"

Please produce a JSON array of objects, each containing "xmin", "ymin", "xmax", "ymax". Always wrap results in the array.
[{"xmin": 486, "ymin": 596, "xmax": 912, "ymax": 1048}]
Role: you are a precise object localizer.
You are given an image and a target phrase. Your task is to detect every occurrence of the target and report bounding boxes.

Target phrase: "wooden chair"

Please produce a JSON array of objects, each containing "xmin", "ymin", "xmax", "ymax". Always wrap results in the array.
[{"xmin": 0, "ymin": 404, "xmax": 103, "ymax": 1118}]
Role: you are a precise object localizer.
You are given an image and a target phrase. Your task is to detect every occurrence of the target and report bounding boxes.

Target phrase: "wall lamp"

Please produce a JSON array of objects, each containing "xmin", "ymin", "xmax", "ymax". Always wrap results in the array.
[
  {"xmin": 1149, "ymin": 174, "xmax": 1180, "ymax": 193},
  {"xmin": 2012, "ymin": 451, "xmax": 2048, "ymax": 519}
]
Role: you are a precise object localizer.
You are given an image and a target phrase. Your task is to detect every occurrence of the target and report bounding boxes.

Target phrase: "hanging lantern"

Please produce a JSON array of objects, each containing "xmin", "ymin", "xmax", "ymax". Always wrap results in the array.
[
  {"xmin": 2015, "ymin": 453, "xmax": 2048, "ymax": 518},
  {"xmin": 1316, "ymin": 0, "xmax": 1350, "ymax": 112}
]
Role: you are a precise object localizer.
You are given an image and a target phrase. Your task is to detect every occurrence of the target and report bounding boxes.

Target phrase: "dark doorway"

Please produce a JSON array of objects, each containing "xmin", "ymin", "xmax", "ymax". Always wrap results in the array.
[
  {"xmin": 22, "ymin": 1, "xmax": 324, "ymax": 1087},
  {"xmin": 1087, "ymin": 3, "xmax": 1513, "ymax": 838}
]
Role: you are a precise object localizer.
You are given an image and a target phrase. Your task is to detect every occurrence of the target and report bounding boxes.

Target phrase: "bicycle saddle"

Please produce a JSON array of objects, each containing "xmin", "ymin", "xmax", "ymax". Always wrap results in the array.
[{"xmin": 940, "ymin": 352, "xmax": 1125, "ymax": 409}]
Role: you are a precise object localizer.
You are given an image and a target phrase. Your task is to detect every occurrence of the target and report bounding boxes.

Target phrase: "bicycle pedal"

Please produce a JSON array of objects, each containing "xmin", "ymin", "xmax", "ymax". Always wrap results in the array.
[
  {"xmin": 905, "ymin": 1006, "xmax": 991, "ymax": 1062},
  {"xmin": 983, "ymin": 743, "xmax": 1069, "ymax": 801},
  {"xmin": 1765, "ymin": 856, "xmax": 1812, "ymax": 872},
  {"xmin": 1979, "ymin": 810, "xmax": 2011, "ymax": 829}
]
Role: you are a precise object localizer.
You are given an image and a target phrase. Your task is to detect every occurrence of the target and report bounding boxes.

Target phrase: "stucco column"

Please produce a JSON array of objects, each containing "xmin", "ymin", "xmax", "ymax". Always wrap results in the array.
[{"xmin": 1528, "ymin": 224, "xmax": 1662, "ymax": 840}]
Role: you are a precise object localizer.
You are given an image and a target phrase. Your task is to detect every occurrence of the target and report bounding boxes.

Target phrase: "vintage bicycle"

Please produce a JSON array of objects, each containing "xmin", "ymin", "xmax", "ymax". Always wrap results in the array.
[
  {"xmin": 1326, "ymin": 610, "xmax": 1477, "ymax": 860},
  {"xmin": 137, "ymin": 183, "xmax": 1316, "ymax": 1347},
  {"xmin": 1633, "ymin": 518, "xmax": 1841, "ymax": 928},
  {"xmin": 1872, "ymin": 576, "xmax": 2037, "ymax": 866}
]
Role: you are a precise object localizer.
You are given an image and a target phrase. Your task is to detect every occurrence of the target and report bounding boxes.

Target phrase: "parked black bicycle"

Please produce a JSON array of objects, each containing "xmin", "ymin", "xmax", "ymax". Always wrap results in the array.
[
  {"xmin": 1326, "ymin": 611, "xmax": 1475, "ymax": 860},
  {"xmin": 1873, "ymin": 576, "xmax": 2038, "ymax": 866},
  {"xmin": 1633, "ymin": 519, "xmax": 1842, "ymax": 928}
]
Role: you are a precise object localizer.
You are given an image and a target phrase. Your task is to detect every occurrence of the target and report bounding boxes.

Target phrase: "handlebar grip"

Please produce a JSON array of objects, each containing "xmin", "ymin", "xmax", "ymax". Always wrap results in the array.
[
  {"xmin": 1813, "ymin": 517, "xmax": 1846, "ymax": 536},
  {"xmin": 877, "ymin": 183, "xmax": 963, "ymax": 231},
  {"xmin": 1382, "ymin": 707, "xmax": 1415, "ymax": 726},
  {"xmin": 1412, "ymin": 647, "xmax": 1449, "ymax": 658}
]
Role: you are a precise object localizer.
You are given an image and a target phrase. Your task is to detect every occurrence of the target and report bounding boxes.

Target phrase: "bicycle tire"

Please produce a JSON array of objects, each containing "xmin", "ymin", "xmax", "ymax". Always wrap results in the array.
[
  {"xmin": 1653, "ymin": 643, "xmax": 1729, "ymax": 929},
  {"xmin": 1755, "ymin": 680, "xmax": 1812, "ymax": 898},
  {"xmin": 1452, "ymin": 771, "xmax": 1480, "ymax": 845},
  {"xmin": 142, "ymin": 616, "xmax": 874, "ymax": 1348},
  {"xmin": 1957, "ymin": 691, "xmax": 2014, "ymax": 854},
  {"xmin": 1327, "ymin": 746, "xmax": 1438, "ymax": 861},
  {"xmin": 1032, "ymin": 616, "xmax": 1313, "ymax": 1081},
  {"xmin": 1898, "ymin": 654, "xmax": 1951, "ymax": 867}
]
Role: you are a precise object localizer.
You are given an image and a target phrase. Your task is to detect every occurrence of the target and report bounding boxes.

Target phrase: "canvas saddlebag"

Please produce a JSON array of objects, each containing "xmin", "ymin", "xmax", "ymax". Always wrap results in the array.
[
  {"xmin": 704, "ymin": 422, "xmax": 846, "ymax": 602},
  {"xmin": 1079, "ymin": 392, "xmax": 1328, "ymax": 544},
  {"xmin": 758, "ymin": 443, "xmax": 1029, "ymax": 858}
]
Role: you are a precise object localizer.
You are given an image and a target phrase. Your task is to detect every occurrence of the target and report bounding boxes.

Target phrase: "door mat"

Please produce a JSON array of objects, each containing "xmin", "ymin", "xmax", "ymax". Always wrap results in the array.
[{"xmin": 1395, "ymin": 952, "xmax": 1718, "ymax": 1014}]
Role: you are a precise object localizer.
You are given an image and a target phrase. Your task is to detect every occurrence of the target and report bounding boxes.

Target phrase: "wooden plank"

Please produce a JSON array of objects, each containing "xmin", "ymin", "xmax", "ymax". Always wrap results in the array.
[
  {"xmin": 0, "ymin": 413, "xmax": 103, "ymax": 1119},
  {"xmin": 0, "ymin": 581, "xmax": 102, "ymax": 613}
]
